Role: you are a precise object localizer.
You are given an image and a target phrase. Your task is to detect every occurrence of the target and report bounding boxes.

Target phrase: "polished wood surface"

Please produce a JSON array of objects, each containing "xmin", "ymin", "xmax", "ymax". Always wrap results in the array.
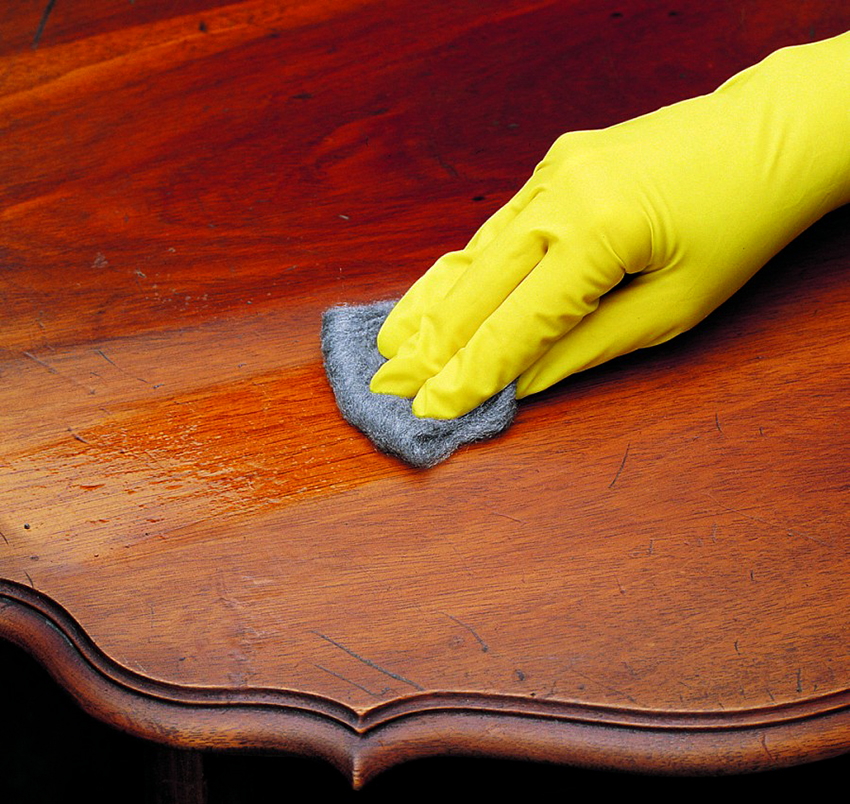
[{"xmin": 1, "ymin": 0, "xmax": 848, "ymax": 786}]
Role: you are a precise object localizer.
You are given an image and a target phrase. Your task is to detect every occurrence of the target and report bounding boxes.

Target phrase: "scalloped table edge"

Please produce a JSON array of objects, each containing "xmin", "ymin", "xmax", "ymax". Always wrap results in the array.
[{"xmin": 1, "ymin": 581, "xmax": 848, "ymax": 787}]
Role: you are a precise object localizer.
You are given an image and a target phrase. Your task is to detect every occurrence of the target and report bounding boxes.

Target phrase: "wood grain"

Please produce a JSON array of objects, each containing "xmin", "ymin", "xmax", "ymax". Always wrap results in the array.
[{"xmin": 1, "ymin": 0, "xmax": 848, "ymax": 785}]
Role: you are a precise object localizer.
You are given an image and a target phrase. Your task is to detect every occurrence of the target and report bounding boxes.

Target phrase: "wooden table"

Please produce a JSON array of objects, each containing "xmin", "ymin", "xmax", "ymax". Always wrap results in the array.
[{"xmin": 2, "ymin": 0, "xmax": 848, "ymax": 792}]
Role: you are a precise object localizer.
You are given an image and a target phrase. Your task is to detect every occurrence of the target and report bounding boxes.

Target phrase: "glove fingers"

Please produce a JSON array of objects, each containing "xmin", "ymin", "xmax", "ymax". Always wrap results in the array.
[
  {"xmin": 464, "ymin": 170, "xmax": 544, "ymax": 253},
  {"xmin": 516, "ymin": 269, "xmax": 706, "ymax": 398},
  {"xmin": 410, "ymin": 231, "xmax": 626, "ymax": 418},
  {"xmin": 376, "ymin": 172, "xmax": 544, "ymax": 358},
  {"xmin": 376, "ymin": 248, "xmax": 472, "ymax": 358},
  {"xmin": 370, "ymin": 199, "xmax": 550, "ymax": 399}
]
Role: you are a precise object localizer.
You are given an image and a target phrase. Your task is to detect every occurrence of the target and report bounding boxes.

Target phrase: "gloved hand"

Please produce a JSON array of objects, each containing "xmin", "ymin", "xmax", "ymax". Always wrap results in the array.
[{"xmin": 370, "ymin": 32, "xmax": 850, "ymax": 419}]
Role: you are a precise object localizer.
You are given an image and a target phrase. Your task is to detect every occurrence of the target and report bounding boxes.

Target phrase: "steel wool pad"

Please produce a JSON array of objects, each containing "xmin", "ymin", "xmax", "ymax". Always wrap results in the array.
[{"xmin": 321, "ymin": 300, "xmax": 517, "ymax": 467}]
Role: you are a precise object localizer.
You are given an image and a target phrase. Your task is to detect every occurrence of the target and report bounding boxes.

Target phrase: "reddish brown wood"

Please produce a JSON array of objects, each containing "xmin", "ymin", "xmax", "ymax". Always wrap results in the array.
[
  {"xmin": 147, "ymin": 745, "xmax": 207, "ymax": 804},
  {"xmin": 1, "ymin": 0, "xmax": 848, "ymax": 786}
]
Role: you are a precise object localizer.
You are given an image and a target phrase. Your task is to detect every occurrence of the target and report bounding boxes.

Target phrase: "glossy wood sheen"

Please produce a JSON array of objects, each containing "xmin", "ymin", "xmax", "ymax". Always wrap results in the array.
[{"xmin": 1, "ymin": 0, "xmax": 848, "ymax": 785}]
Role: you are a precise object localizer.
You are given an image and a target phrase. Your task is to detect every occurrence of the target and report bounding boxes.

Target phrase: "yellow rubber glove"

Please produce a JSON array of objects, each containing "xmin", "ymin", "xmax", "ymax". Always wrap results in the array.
[{"xmin": 370, "ymin": 32, "xmax": 850, "ymax": 419}]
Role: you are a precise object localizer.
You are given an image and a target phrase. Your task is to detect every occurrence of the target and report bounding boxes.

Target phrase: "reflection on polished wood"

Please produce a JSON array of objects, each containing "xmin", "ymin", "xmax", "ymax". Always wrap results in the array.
[{"xmin": 1, "ymin": 0, "xmax": 848, "ymax": 787}]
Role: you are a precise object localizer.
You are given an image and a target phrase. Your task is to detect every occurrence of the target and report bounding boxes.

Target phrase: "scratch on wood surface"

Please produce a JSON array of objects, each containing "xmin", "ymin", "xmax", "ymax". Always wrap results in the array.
[
  {"xmin": 608, "ymin": 443, "xmax": 630, "ymax": 489},
  {"xmin": 95, "ymin": 348, "xmax": 151, "ymax": 384},
  {"xmin": 441, "ymin": 611, "xmax": 489, "ymax": 653},
  {"xmin": 23, "ymin": 571, "xmax": 35, "ymax": 589},
  {"xmin": 796, "ymin": 668, "xmax": 802, "ymax": 693},
  {"xmin": 68, "ymin": 427, "xmax": 91, "ymax": 445},
  {"xmin": 569, "ymin": 666, "xmax": 637, "ymax": 705},
  {"xmin": 491, "ymin": 511, "xmax": 523, "ymax": 524},
  {"xmin": 706, "ymin": 493, "xmax": 828, "ymax": 546},
  {"xmin": 426, "ymin": 134, "xmax": 461, "ymax": 179},
  {"xmin": 447, "ymin": 542, "xmax": 475, "ymax": 578},
  {"xmin": 760, "ymin": 734, "xmax": 774, "ymax": 761},
  {"xmin": 95, "ymin": 348, "xmax": 118, "ymax": 367},
  {"xmin": 32, "ymin": 0, "xmax": 57, "ymax": 49},
  {"xmin": 23, "ymin": 351, "xmax": 97, "ymax": 395},
  {"xmin": 0, "ymin": 530, "xmax": 8, "ymax": 545},
  {"xmin": 312, "ymin": 663, "xmax": 384, "ymax": 698},
  {"xmin": 715, "ymin": 411, "xmax": 723, "ymax": 434},
  {"xmin": 310, "ymin": 630, "xmax": 424, "ymax": 691},
  {"xmin": 23, "ymin": 350, "xmax": 58, "ymax": 374}
]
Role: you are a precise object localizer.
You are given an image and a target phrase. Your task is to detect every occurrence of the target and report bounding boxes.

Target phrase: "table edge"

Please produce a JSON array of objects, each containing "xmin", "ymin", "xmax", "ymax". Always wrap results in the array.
[{"xmin": 2, "ymin": 581, "xmax": 848, "ymax": 784}]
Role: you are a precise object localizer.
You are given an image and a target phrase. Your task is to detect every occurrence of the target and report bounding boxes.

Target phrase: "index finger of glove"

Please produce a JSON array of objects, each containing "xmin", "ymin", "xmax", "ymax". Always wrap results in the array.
[
  {"xmin": 411, "ymin": 228, "xmax": 628, "ymax": 418},
  {"xmin": 371, "ymin": 200, "xmax": 552, "ymax": 398},
  {"xmin": 376, "ymin": 171, "xmax": 544, "ymax": 358}
]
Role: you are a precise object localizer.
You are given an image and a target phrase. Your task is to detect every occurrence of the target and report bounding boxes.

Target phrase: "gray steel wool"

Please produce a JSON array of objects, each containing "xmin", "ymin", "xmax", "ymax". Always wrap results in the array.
[{"xmin": 321, "ymin": 300, "xmax": 517, "ymax": 468}]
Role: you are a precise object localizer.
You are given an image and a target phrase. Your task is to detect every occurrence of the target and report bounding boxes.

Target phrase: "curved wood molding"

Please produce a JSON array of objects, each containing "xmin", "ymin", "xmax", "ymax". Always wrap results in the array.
[{"xmin": 3, "ymin": 581, "xmax": 848, "ymax": 787}]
